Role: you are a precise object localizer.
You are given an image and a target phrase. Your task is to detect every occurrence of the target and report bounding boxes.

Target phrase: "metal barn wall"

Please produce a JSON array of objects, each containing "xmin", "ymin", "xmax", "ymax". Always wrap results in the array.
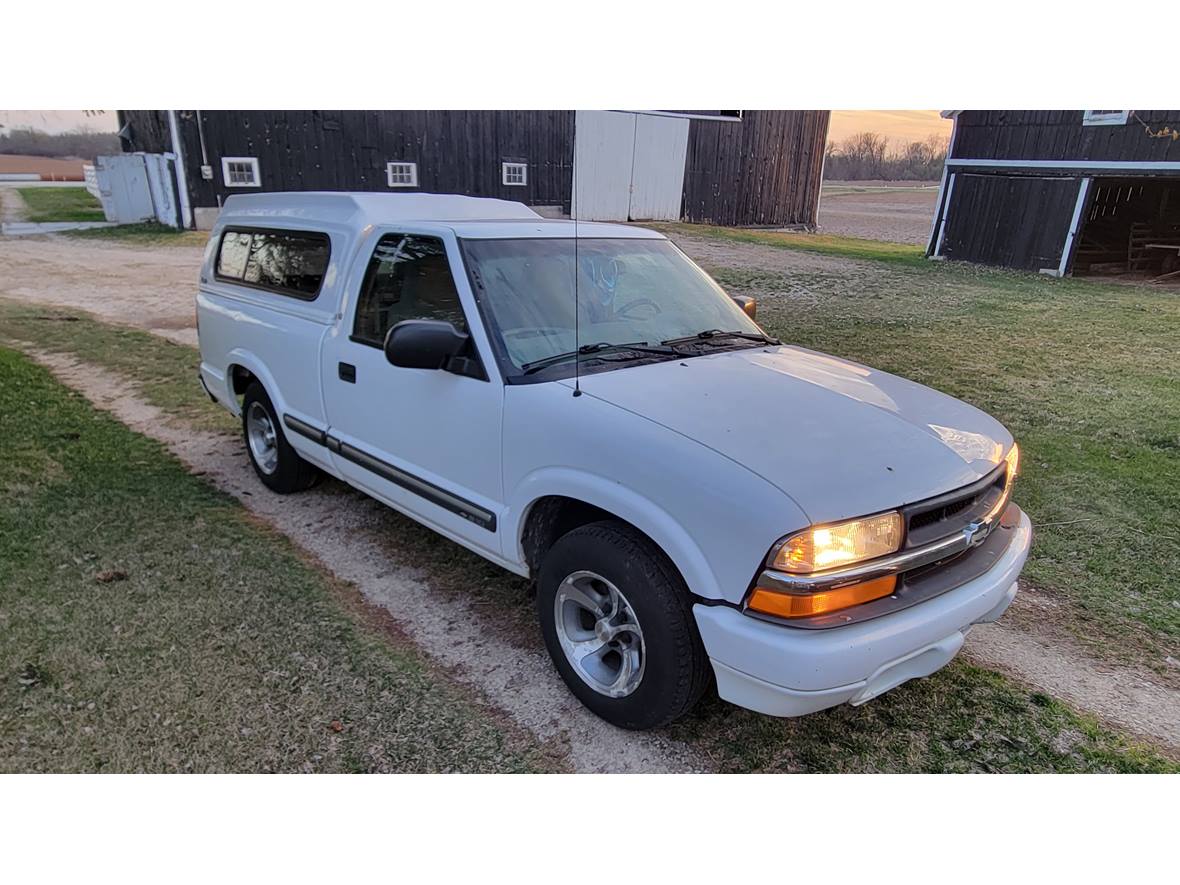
[
  {"xmin": 572, "ymin": 111, "xmax": 690, "ymax": 221},
  {"xmin": 681, "ymin": 110, "xmax": 829, "ymax": 227},
  {"xmin": 121, "ymin": 110, "xmax": 575, "ymax": 212},
  {"xmin": 951, "ymin": 111, "xmax": 1180, "ymax": 163},
  {"xmin": 939, "ymin": 173, "xmax": 1081, "ymax": 271}
]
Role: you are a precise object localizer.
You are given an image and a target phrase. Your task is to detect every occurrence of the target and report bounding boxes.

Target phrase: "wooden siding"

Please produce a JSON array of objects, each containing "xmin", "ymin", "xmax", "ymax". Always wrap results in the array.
[
  {"xmin": 118, "ymin": 109, "xmax": 829, "ymax": 227},
  {"xmin": 940, "ymin": 173, "xmax": 1080, "ymax": 271},
  {"xmin": 121, "ymin": 110, "xmax": 574, "ymax": 212},
  {"xmin": 951, "ymin": 110, "xmax": 1180, "ymax": 164},
  {"xmin": 682, "ymin": 110, "xmax": 829, "ymax": 226},
  {"xmin": 118, "ymin": 110, "xmax": 172, "ymax": 155}
]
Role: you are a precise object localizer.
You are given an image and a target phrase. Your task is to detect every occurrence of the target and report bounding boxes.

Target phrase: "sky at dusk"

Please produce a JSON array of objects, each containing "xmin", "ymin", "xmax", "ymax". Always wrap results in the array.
[
  {"xmin": 828, "ymin": 110, "xmax": 951, "ymax": 145},
  {"xmin": 2, "ymin": 109, "xmax": 954, "ymax": 146}
]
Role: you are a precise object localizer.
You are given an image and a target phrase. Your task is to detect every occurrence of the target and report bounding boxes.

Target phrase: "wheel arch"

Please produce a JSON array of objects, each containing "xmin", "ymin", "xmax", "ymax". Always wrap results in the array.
[
  {"xmin": 509, "ymin": 470, "xmax": 724, "ymax": 601},
  {"xmin": 223, "ymin": 349, "xmax": 286, "ymax": 418}
]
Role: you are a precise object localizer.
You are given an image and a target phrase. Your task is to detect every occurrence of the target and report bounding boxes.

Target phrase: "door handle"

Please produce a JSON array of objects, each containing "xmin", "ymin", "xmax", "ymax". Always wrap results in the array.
[{"xmin": 338, "ymin": 362, "xmax": 356, "ymax": 383}]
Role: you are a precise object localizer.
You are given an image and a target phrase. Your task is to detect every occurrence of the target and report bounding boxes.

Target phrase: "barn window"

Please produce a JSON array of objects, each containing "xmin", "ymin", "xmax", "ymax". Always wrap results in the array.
[
  {"xmin": 222, "ymin": 157, "xmax": 261, "ymax": 187},
  {"xmin": 386, "ymin": 162, "xmax": 419, "ymax": 187},
  {"xmin": 502, "ymin": 162, "xmax": 528, "ymax": 187},
  {"xmin": 1083, "ymin": 110, "xmax": 1130, "ymax": 126}
]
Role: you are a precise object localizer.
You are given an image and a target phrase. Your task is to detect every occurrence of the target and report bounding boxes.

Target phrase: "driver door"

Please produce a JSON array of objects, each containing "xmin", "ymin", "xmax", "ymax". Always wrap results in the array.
[{"xmin": 320, "ymin": 230, "xmax": 504, "ymax": 557}]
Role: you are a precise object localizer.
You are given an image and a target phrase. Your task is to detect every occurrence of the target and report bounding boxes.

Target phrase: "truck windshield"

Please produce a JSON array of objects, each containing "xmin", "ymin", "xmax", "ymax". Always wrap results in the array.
[{"xmin": 461, "ymin": 238, "xmax": 764, "ymax": 375}]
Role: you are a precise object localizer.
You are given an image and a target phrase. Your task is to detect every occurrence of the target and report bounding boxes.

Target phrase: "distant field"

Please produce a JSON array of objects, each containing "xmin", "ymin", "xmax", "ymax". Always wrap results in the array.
[
  {"xmin": 824, "ymin": 179, "xmax": 941, "ymax": 189},
  {"xmin": 818, "ymin": 181, "xmax": 940, "ymax": 244},
  {"xmin": 0, "ymin": 153, "xmax": 85, "ymax": 180}
]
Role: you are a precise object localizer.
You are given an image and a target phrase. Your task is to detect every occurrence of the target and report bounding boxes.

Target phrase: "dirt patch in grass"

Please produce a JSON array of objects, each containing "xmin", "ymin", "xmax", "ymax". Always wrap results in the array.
[
  {"xmin": 0, "ymin": 301, "xmax": 231, "ymax": 432},
  {"xmin": 0, "ymin": 186, "xmax": 31, "ymax": 223},
  {"xmin": 16, "ymin": 186, "xmax": 104, "ymax": 223},
  {"xmin": 0, "ymin": 348, "xmax": 557, "ymax": 773}
]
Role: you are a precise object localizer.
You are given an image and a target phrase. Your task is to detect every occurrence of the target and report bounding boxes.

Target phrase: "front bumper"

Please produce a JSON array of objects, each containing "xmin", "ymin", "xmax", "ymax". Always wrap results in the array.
[{"xmin": 693, "ymin": 506, "xmax": 1032, "ymax": 717}]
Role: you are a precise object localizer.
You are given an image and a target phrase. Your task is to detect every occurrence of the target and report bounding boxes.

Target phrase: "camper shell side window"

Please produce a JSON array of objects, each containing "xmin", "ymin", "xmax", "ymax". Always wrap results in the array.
[{"xmin": 214, "ymin": 226, "xmax": 332, "ymax": 300}]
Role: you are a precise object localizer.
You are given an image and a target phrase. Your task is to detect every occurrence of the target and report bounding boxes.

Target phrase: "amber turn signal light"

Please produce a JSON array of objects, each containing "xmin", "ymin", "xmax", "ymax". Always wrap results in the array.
[
  {"xmin": 747, "ymin": 575, "xmax": 897, "ymax": 619},
  {"xmin": 731, "ymin": 294, "xmax": 757, "ymax": 320}
]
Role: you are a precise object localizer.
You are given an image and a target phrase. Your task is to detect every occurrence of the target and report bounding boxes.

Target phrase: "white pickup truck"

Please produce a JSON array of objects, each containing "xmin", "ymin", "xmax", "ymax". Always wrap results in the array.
[{"xmin": 196, "ymin": 192, "xmax": 1031, "ymax": 730}]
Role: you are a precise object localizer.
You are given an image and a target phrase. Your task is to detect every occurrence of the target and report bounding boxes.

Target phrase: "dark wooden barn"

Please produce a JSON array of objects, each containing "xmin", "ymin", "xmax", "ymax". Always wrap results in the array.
[
  {"xmin": 116, "ymin": 110, "xmax": 828, "ymax": 231},
  {"xmin": 927, "ymin": 110, "xmax": 1180, "ymax": 278}
]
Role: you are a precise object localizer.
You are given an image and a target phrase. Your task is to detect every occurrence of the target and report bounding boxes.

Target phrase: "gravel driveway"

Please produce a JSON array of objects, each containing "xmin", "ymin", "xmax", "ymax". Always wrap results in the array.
[{"xmin": 0, "ymin": 234, "xmax": 202, "ymax": 346}]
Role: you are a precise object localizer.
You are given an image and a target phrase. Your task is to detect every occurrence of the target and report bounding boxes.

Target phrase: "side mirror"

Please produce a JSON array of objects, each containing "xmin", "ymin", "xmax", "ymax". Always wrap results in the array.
[
  {"xmin": 731, "ymin": 294, "xmax": 757, "ymax": 321},
  {"xmin": 384, "ymin": 319, "xmax": 471, "ymax": 372}
]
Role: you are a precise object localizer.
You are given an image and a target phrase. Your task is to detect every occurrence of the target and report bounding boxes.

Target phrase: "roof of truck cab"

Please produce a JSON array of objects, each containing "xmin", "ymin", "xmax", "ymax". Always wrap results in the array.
[
  {"xmin": 216, "ymin": 192, "xmax": 664, "ymax": 239},
  {"xmin": 447, "ymin": 219, "xmax": 664, "ymax": 239}
]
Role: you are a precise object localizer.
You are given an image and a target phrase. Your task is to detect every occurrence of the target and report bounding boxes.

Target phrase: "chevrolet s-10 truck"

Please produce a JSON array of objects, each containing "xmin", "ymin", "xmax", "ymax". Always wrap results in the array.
[{"xmin": 196, "ymin": 192, "xmax": 1030, "ymax": 729}]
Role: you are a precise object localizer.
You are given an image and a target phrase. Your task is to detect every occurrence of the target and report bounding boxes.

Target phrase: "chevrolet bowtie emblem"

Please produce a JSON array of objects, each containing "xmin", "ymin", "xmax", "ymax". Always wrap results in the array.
[{"xmin": 964, "ymin": 520, "xmax": 991, "ymax": 548}]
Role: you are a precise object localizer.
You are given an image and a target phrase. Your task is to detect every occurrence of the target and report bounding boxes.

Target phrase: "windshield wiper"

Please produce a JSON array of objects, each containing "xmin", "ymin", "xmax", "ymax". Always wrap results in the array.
[
  {"xmin": 520, "ymin": 341, "xmax": 677, "ymax": 375},
  {"xmin": 661, "ymin": 329, "xmax": 780, "ymax": 347}
]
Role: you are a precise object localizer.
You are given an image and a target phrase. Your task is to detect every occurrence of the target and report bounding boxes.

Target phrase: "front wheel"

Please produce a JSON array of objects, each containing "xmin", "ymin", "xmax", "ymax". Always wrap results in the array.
[{"xmin": 536, "ymin": 521, "xmax": 711, "ymax": 729}]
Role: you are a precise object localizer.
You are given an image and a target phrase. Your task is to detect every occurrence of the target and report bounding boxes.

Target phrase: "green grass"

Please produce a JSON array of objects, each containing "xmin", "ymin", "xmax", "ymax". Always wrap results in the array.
[
  {"xmin": 0, "ymin": 347, "xmax": 555, "ymax": 772},
  {"xmin": 2, "ymin": 305, "xmax": 1175, "ymax": 772},
  {"xmin": 0, "ymin": 300, "xmax": 232, "ymax": 433},
  {"xmin": 17, "ymin": 186, "xmax": 105, "ymax": 223},
  {"xmin": 679, "ymin": 234, "xmax": 1180, "ymax": 665},
  {"xmin": 651, "ymin": 222, "xmax": 929, "ymax": 266},
  {"xmin": 669, "ymin": 661, "xmax": 1175, "ymax": 772},
  {"xmin": 64, "ymin": 221, "xmax": 209, "ymax": 247}
]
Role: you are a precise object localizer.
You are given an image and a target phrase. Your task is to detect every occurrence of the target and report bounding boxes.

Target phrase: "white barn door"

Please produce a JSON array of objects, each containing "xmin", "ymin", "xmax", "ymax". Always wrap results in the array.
[
  {"xmin": 94, "ymin": 154, "xmax": 155, "ymax": 224},
  {"xmin": 628, "ymin": 114, "xmax": 689, "ymax": 221},
  {"xmin": 573, "ymin": 111, "xmax": 690, "ymax": 222},
  {"xmin": 573, "ymin": 110, "xmax": 635, "ymax": 221}
]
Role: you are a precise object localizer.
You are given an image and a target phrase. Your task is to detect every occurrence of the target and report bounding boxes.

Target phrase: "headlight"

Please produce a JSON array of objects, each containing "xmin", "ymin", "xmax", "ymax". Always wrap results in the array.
[
  {"xmin": 770, "ymin": 511, "xmax": 904, "ymax": 574},
  {"xmin": 985, "ymin": 443, "xmax": 1020, "ymax": 521},
  {"xmin": 1005, "ymin": 443, "xmax": 1020, "ymax": 482}
]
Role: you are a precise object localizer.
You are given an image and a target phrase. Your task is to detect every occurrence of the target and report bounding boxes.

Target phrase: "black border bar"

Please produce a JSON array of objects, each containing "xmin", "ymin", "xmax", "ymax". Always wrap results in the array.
[{"xmin": 282, "ymin": 414, "xmax": 496, "ymax": 532}]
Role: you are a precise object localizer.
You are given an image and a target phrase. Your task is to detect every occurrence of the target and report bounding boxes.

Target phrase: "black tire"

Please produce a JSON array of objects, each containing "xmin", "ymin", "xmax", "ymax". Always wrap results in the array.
[
  {"xmin": 536, "ymin": 520, "xmax": 711, "ymax": 730},
  {"xmin": 241, "ymin": 381, "xmax": 319, "ymax": 494}
]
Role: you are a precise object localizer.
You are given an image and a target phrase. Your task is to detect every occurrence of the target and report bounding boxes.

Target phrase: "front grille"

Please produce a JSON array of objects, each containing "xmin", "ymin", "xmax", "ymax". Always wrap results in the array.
[
  {"xmin": 901, "ymin": 464, "xmax": 1007, "ymax": 548},
  {"xmin": 908, "ymin": 497, "xmax": 974, "ymax": 533}
]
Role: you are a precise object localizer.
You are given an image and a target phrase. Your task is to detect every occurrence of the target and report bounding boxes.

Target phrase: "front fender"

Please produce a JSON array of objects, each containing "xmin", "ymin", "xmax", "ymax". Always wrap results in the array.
[{"xmin": 504, "ymin": 466, "xmax": 726, "ymax": 600}]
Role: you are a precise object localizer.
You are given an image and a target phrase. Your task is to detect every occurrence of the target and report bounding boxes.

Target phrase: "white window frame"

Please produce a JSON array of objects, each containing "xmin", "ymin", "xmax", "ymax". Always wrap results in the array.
[
  {"xmin": 501, "ymin": 162, "xmax": 528, "ymax": 187},
  {"xmin": 221, "ymin": 156, "xmax": 261, "ymax": 187},
  {"xmin": 386, "ymin": 161, "xmax": 419, "ymax": 188},
  {"xmin": 1082, "ymin": 110, "xmax": 1130, "ymax": 126}
]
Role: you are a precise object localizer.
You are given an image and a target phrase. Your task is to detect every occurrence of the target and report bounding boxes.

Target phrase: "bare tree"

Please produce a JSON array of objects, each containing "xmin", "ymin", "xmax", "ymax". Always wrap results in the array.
[
  {"xmin": 823, "ymin": 131, "xmax": 949, "ymax": 181},
  {"xmin": 0, "ymin": 126, "xmax": 120, "ymax": 160}
]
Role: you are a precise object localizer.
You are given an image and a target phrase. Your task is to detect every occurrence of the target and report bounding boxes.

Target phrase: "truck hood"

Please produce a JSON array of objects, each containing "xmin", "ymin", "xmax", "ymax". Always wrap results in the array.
[{"xmin": 569, "ymin": 345, "xmax": 1012, "ymax": 524}]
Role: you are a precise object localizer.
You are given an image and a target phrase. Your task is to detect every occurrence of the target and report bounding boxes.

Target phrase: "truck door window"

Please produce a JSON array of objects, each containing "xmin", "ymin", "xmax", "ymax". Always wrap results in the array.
[{"xmin": 352, "ymin": 234, "xmax": 467, "ymax": 346}]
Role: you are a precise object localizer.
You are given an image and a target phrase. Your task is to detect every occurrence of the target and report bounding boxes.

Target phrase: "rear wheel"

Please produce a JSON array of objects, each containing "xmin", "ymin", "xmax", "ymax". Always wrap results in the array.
[
  {"xmin": 241, "ymin": 381, "xmax": 319, "ymax": 493},
  {"xmin": 536, "ymin": 521, "xmax": 711, "ymax": 729}
]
